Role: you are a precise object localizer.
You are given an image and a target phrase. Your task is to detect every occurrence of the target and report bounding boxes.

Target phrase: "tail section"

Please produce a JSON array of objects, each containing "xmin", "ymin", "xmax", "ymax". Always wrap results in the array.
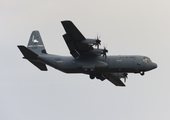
[
  {"xmin": 17, "ymin": 31, "xmax": 48, "ymax": 71},
  {"xmin": 18, "ymin": 45, "xmax": 38, "ymax": 59},
  {"xmin": 27, "ymin": 31, "xmax": 47, "ymax": 55}
]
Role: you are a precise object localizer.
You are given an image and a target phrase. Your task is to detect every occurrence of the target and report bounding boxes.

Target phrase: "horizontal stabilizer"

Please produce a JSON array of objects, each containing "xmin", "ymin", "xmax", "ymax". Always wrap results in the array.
[
  {"xmin": 17, "ymin": 45, "xmax": 38, "ymax": 59},
  {"xmin": 17, "ymin": 45, "xmax": 47, "ymax": 71},
  {"xmin": 28, "ymin": 60, "xmax": 47, "ymax": 71}
]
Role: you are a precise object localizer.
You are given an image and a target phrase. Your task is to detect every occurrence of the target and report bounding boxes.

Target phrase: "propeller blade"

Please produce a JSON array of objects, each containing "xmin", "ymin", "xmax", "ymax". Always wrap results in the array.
[
  {"xmin": 102, "ymin": 47, "xmax": 108, "ymax": 59},
  {"xmin": 96, "ymin": 38, "xmax": 101, "ymax": 49},
  {"xmin": 94, "ymin": 35, "xmax": 101, "ymax": 49}
]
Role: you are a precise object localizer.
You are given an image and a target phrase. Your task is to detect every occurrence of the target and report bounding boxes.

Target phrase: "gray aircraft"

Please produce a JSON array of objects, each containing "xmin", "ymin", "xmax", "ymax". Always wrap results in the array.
[{"xmin": 18, "ymin": 20, "xmax": 157, "ymax": 86}]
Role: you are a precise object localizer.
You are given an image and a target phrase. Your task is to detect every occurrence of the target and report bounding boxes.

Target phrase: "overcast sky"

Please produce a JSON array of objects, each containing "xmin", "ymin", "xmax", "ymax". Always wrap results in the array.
[{"xmin": 0, "ymin": 0, "xmax": 169, "ymax": 120}]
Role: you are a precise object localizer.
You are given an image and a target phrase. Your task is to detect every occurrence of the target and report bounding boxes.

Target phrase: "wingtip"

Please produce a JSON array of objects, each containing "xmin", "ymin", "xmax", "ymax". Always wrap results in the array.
[
  {"xmin": 17, "ymin": 45, "xmax": 24, "ymax": 48},
  {"xmin": 61, "ymin": 20, "xmax": 72, "ymax": 24},
  {"xmin": 116, "ymin": 84, "xmax": 126, "ymax": 87}
]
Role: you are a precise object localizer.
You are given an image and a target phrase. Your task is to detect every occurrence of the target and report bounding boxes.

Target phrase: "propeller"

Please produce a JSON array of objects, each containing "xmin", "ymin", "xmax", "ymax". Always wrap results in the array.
[
  {"xmin": 102, "ymin": 46, "xmax": 108, "ymax": 58},
  {"xmin": 94, "ymin": 36, "xmax": 101, "ymax": 49}
]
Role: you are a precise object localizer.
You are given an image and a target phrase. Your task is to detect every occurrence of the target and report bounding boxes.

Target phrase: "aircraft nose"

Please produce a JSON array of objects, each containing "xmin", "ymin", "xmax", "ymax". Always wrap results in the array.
[{"xmin": 152, "ymin": 62, "xmax": 157, "ymax": 69}]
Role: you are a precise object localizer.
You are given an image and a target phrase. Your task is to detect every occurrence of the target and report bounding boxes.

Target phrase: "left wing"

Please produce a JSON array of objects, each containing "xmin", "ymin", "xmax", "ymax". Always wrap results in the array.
[
  {"xmin": 103, "ymin": 73, "xmax": 125, "ymax": 86},
  {"xmin": 61, "ymin": 21, "xmax": 86, "ymax": 41},
  {"xmin": 61, "ymin": 21, "xmax": 95, "ymax": 58}
]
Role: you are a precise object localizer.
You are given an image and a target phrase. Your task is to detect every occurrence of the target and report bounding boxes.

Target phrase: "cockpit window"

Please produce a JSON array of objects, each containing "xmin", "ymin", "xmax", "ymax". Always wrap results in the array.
[{"xmin": 143, "ymin": 57, "xmax": 150, "ymax": 63}]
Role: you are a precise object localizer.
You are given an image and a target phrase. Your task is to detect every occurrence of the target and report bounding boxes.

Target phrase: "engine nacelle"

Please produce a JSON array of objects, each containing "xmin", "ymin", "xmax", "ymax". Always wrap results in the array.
[
  {"xmin": 81, "ymin": 39, "xmax": 99, "ymax": 45},
  {"xmin": 87, "ymin": 49, "xmax": 103, "ymax": 56}
]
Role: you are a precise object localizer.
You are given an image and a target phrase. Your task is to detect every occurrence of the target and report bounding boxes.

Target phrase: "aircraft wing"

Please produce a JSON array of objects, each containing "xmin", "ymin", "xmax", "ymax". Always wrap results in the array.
[
  {"xmin": 61, "ymin": 21, "xmax": 94, "ymax": 58},
  {"xmin": 103, "ymin": 73, "xmax": 125, "ymax": 86}
]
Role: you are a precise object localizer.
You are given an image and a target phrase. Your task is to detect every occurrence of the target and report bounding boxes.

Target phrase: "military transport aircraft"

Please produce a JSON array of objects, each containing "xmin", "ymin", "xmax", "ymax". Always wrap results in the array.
[{"xmin": 17, "ymin": 20, "xmax": 157, "ymax": 86}]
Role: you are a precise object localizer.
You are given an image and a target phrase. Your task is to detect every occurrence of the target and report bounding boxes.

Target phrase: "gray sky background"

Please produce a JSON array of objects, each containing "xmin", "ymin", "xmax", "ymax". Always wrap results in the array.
[{"xmin": 0, "ymin": 0, "xmax": 169, "ymax": 120}]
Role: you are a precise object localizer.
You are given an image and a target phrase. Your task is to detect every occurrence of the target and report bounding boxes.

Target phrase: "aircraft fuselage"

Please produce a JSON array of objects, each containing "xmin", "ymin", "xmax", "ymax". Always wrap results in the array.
[{"xmin": 38, "ymin": 54, "xmax": 157, "ymax": 75}]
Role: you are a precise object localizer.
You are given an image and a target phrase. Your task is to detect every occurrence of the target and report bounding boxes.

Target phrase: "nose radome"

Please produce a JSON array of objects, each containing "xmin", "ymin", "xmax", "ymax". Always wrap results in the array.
[{"xmin": 152, "ymin": 63, "xmax": 157, "ymax": 69}]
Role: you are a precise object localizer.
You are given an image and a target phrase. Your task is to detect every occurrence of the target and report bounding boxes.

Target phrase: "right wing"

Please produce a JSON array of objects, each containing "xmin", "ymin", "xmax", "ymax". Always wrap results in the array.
[{"xmin": 103, "ymin": 73, "xmax": 125, "ymax": 86}]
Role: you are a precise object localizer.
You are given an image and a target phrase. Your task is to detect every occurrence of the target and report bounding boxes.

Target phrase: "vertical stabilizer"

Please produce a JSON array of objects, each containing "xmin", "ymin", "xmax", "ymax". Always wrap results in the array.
[{"xmin": 27, "ymin": 31, "xmax": 47, "ymax": 54}]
